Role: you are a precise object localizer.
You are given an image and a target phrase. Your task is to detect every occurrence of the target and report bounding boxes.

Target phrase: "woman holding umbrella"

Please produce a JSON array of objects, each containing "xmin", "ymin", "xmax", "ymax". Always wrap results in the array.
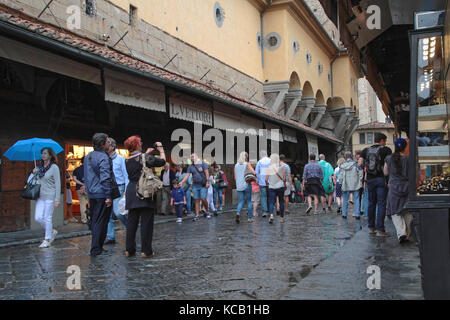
[{"xmin": 32, "ymin": 147, "xmax": 61, "ymax": 248}]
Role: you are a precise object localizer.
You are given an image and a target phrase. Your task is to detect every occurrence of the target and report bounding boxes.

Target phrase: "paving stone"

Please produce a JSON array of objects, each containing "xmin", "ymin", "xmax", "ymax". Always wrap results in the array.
[{"xmin": 0, "ymin": 203, "xmax": 422, "ymax": 299}]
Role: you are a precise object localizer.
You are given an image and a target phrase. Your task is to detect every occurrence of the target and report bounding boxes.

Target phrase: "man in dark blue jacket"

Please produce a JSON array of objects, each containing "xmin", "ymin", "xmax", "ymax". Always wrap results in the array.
[{"xmin": 84, "ymin": 133, "xmax": 113, "ymax": 256}]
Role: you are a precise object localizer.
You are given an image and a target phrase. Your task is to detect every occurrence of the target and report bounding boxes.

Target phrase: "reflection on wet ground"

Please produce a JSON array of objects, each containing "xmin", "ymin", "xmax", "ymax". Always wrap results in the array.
[{"xmin": 0, "ymin": 204, "xmax": 420, "ymax": 300}]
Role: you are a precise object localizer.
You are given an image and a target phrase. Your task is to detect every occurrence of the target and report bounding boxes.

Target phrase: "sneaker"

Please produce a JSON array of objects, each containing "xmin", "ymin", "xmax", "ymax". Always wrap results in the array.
[
  {"xmin": 314, "ymin": 211, "xmax": 319, "ymax": 215},
  {"xmin": 176, "ymin": 218, "xmax": 182, "ymax": 223},
  {"xmin": 376, "ymin": 231, "xmax": 390, "ymax": 237},
  {"xmin": 193, "ymin": 216, "xmax": 200, "ymax": 222},
  {"xmin": 104, "ymin": 239, "xmax": 116, "ymax": 245},
  {"xmin": 187, "ymin": 212, "xmax": 194, "ymax": 217},
  {"xmin": 355, "ymin": 216, "xmax": 361, "ymax": 220},
  {"xmin": 219, "ymin": 206, "xmax": 223, "ymax": 212},
  {"xmin": 342, "ymin": 215, "xmax": 347, "ymax": 219},
  {"xmin": 63, "ymin": 220, "xmax": 69, "ymax": 225},
  {"xmin": 269, "ymin": 214, "xmax": 274, "ymax": 224},
  {"xmin": 247, "ymin": 218, "xmax": 254, "ymax": 223},
  {"xmin": 69, "ymin": 217, "xmax": 78, "ymax": 223},
  {"xmin": 213, "ymin": 211, "xmax": 218, "ymax": 216},
  {"xmin": 201, "ymin": 209, "xmax": 207, "ymax": 217},
  {"xmin": 50, "ymin": 229, "xmax": 58, "ymax": 244},
  {"xmin": 322, "ymin": 208, "xmax": 327, "ymax": 214},
  {"xmin": 206, "ymin": 214, "xmax": 211, "ymax": 219},
  {"xmin": 39, "ymin": 240, "xmax": 50, "ymax": 248},
  {"xmin": 368, "ymin": 227, "xmax": 376, "ymax": 234},
  {"xmin": 279, "ymin": 217, "xmax": 285, "ymax": 223},
  {"xmin": 328, "ymin": 207, "xmax": 332, "ymax": 212},
  {"xmin": 235, "ymin": 214, "xmax": 240, "ymax": 223},
  {"xmin": 306, "ymin": 206, "xmax": 313, "ymax": 214}
]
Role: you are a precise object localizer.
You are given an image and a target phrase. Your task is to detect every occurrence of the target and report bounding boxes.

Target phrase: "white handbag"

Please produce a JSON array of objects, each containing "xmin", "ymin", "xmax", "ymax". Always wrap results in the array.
[{"xmin": 118, "ymin": 195, "xmax": 128, "ymax": 215}]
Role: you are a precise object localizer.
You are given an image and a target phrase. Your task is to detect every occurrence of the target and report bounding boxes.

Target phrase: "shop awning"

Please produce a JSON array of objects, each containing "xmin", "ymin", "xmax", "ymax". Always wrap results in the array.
[
  {"xmin": 0, "ymin": 35, "xmax": 101, "ymax": 85},
  {"xmin": 214, "ymin": 104, "xmax": 262, "ymax": 135},
  {"xmin": 104, "ymin": 69, "xmax": 166, "ymax": 112},
  {"xmin": 264, "ymin": 122, "xmax": 284, "ymax": 142},
  {"xmin": 282, "ymin": 127, "xmax": 298, "ymax": 143}
]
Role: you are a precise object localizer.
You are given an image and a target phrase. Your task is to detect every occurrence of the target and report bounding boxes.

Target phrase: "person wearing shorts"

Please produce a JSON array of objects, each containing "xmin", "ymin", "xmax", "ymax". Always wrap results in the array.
[
  {"xmin": 302, "ymin": 154, "xmax": 326, "ymax": 215},
  {"xmin": 180, "ymin": 153, "xmax": 210, "ymax": 221}
]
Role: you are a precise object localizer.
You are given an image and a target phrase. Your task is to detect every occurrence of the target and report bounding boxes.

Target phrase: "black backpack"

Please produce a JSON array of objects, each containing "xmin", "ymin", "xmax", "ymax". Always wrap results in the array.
[{"xmin": 365, "ymin": 145, "xmax": 383, "ymax": 176}]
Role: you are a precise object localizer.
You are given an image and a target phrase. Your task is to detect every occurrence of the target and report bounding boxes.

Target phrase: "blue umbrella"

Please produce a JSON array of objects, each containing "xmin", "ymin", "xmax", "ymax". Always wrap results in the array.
[{"xmin": 3, "ymin": 138, "xmax": 64, "ymax": 166}]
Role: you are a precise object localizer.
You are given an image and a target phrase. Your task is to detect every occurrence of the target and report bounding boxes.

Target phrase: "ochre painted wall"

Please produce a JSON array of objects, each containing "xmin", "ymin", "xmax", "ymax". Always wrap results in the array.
[
  {"xmin": 262, "ymin": 8, "xmax": 289, "ymax": 82},
  {"xmin": 333, "ymin": 56, "xmax": 355, "ymax": 106},
  {"xmin": 110, "ymin": 0, "xmax": 358, "ymax": 109},
  {"xmin": 111, "ymin": 0, "xmax": 264, "ymax": 80},
  {"xmin": 285, "ymin": 10, "xmax": 332, "ymax": 100}
]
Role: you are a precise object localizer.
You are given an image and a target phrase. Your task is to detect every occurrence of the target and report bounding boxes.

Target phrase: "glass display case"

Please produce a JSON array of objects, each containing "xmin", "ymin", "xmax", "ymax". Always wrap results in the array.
[{"xmin": 410, "ymin": 30, "xmax": 450, "ymax": 200}]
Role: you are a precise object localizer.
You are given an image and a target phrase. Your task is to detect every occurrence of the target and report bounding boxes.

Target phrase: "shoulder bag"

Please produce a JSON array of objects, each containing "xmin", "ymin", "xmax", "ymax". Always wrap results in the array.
[
  {"xmin": 136, "ymin": 154, "xmax": 163, "ymax": 199},
  {"xmin": 21, "ymin": 173, "xmax": 41, "ymax": 200},
  {"xmin": 192, "ymin": 163, "xmax": 207, "ymax": 186}
]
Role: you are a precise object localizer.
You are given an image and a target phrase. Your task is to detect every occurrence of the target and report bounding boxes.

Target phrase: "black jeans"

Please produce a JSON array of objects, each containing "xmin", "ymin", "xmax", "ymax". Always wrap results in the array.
[
  {"xmin": 126, "ymin": 207, "xmax": 155, "ymax": 255},
  {"xmin": 89, "ymin": 198, "xmax": 112, "ymax": 255}
]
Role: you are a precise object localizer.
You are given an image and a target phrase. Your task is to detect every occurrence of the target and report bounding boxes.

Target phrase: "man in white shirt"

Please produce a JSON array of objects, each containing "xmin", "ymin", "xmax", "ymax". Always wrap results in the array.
[
  {"xmin": 255, "ymin": 150, "xmax": 271, "ymax": 217},
  {"xmin": 105, "ymin": 138, "xmax": 129, "ymax": 245}
]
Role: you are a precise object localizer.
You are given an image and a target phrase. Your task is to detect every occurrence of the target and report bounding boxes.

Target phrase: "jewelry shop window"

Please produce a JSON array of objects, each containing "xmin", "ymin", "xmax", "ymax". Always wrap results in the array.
[{"xmin": 415, "ymin": 34, "xmax": 450, "ymax": 196}]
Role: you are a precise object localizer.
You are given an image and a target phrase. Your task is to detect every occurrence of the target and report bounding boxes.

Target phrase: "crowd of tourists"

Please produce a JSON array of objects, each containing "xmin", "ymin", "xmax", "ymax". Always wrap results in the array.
[{"xmin": 30, "ymin": 131, "xmax": 413, "ymax": 256}]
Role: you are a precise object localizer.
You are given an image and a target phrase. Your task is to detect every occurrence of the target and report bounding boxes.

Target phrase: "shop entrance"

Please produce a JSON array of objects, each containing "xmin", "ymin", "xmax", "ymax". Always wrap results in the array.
[{"xmin": 64, "ymin": 141, "xmax": 128, "ymax": 219}]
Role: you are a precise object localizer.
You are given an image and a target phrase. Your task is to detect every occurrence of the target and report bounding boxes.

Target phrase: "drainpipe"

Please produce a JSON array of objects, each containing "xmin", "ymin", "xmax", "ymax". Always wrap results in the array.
[{"xmin": 261, "ymin": 0, "xmax": 272, "ymax": 68}]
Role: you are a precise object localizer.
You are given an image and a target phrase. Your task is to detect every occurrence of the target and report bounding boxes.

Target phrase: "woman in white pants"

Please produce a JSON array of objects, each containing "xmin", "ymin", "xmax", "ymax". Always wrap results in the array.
[{"xmin": 33, "ymin": 147, "xmax": 61, "ymax": 248}]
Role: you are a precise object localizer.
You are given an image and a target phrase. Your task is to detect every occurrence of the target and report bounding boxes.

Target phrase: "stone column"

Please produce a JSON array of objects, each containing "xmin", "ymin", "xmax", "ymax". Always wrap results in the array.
[
  {"xmin": 330, "ymin": 106, "xmax": 351, "ymax": 138},
  {"xmin": 284, "ymin": 88, "xmax": 303, "ymax": 118},
  {"xmin": 298, "ymin": 97, "xmax": 316, "ymax": 124},
  {"xmin": 310, "ymin": 104, "xmax": 327, "ymax": 129},
  {"xmin": 344, "ymin": 117, "xmax": 360, "ymax": 144}
]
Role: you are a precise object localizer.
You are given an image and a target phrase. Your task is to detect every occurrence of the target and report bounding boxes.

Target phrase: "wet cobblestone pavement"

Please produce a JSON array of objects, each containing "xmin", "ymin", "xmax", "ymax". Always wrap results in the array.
[{"xmin": 0, "ymin": 204, "xmax": 421, "ymax": 300}]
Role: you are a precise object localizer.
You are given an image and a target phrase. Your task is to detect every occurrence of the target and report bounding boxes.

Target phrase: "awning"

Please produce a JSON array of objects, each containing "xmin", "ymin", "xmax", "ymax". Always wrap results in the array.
[
  {"xmin": 264, "ymin": 122, "xmax": 284, "ymax": 142},
  {"xmin": 0, "ymin": 35, "xmax": 101, "ymax": 85},
  {"xmin": 104, "ymin": 69, "xmax": 165, "ymax": 112},
  {"xmin": 213, "ymin": 103, "xmax": 262, "ymax": 135},
  {"xmin": 306, "ymin": 134, "xmax": 319, "ymax": 158},
  {"xmin": 282, "ymin": 127, "xmax": 298, "ymax": 143},
  {"xmin": 169, "ymin": 95, "xmax": 213, "ymax": 126},
  {"xmin": 240, "ymin": 115, "xmax": 263, "ymax": 136}
]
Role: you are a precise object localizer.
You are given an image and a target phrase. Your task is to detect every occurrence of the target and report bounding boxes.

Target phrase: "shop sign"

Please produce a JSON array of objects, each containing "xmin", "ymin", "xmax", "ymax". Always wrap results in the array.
[{"xmin": 170, "ymin": 101, "xmax": 213, "ymax": 126}]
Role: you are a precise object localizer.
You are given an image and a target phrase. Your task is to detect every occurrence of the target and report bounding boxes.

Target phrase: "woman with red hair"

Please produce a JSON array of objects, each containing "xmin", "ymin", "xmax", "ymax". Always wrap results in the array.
[{"xmin": 123, "ymin": 135, "xmax": 166, "ymax": 258}]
